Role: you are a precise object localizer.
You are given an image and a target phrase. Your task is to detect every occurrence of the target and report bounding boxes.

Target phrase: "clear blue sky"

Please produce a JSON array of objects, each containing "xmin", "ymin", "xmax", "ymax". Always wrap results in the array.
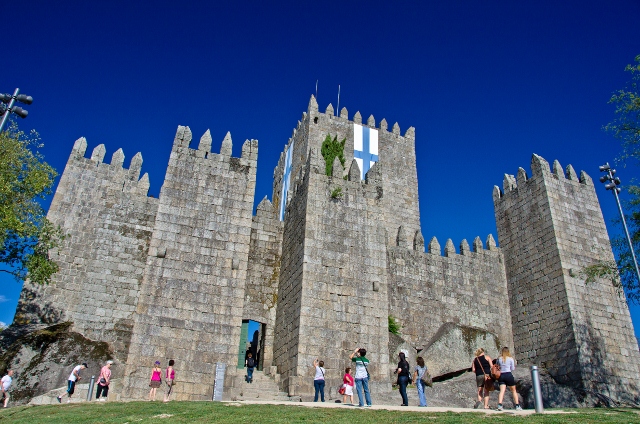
[{"xmin": 2, "ymin": 1, "xmax": 640, "ymax": 337}]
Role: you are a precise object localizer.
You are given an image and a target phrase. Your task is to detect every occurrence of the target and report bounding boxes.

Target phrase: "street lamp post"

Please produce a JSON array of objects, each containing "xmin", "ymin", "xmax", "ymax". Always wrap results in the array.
[
  {"xmin": 599, "ymin": 163, "xmax": 640, "ymax": 284},
  {"xmin": 0, "ymin": 88, "xmax": 33, "ymax": 132}
]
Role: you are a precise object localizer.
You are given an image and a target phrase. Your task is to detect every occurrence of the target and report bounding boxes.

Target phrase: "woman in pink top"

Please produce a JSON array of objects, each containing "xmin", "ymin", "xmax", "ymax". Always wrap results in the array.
[
  {"xmin": 342, "ymin": 367, "xmax": 354, "ymax": 405},
  {"xmin": 164, "ymin": 359, "xmax": 175, "ymax": 402},
  {"xmin": 96, "ymin": 360, "xmax": 113, "ymax": 401},
  {"xmin": 148, "ymin": 361, "xmax": 162, "ymax": 401}
]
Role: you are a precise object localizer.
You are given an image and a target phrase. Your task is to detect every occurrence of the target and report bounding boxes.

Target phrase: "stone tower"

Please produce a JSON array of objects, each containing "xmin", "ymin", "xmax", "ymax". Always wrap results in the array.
[
  {"xmin": 494, "ymin": 154, "xmax": 640, "ymax": 403},
  {"xmin": 122, "ymin": 127, "xmax": 258, "ymax": 400}
]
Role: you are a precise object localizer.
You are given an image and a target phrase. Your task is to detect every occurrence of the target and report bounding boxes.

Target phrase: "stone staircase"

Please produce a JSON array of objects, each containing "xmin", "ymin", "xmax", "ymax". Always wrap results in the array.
[{"xmin": 227, "ymin": 370, "xmax": 298, "ymax": 402}]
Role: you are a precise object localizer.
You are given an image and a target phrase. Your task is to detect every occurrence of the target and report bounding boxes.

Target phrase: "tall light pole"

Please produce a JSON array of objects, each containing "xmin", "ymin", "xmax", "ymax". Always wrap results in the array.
[
  {"xmin": 0, "ymin": 88, "xmax": 33, "ymax": 132},
  {"xmin": 599, "ymin": 162, "xmax": 640, "ymax": 284}
]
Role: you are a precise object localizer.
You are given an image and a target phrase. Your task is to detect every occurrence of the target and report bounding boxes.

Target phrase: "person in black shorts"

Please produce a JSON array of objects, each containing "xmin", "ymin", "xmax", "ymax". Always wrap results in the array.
[{"xmin": 495, "ymin": 347, "xmax": 521, "ymax": 411}]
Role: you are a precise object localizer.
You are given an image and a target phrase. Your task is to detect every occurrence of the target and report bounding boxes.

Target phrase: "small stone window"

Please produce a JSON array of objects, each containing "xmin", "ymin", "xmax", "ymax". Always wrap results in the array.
[{"xmin": 314, "ymin": 117, "xmax": 318, "ymax": 124}]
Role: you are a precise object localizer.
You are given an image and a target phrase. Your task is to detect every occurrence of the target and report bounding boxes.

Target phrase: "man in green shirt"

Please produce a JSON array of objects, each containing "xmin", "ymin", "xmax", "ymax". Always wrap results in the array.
[{"xmin": 350, "ymin": 348, "xmax": 372, "ymax": 407}]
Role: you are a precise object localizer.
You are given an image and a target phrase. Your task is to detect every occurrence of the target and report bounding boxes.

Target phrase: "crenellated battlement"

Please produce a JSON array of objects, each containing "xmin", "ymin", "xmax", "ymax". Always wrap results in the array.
[
  {"xmin": 66, "ymin": 137, "xmax": 152, "ymax": 197},
  {"xmin": 171, "ymin": 125, "xmax": 258, "ymax": 166},
  {"xmin": 493, "ymin": 153, "xmax": 594, "ymax": 202},
  {"xmin": 394, "ymin": 230, "xmax": 500, "ymax": 257}
]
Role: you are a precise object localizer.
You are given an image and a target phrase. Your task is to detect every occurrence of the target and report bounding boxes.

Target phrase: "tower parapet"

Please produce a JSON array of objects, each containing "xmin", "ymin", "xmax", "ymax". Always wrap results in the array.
[{"xmin": 494, "ymin": 153, "xmax": 640, "ymax": 403}]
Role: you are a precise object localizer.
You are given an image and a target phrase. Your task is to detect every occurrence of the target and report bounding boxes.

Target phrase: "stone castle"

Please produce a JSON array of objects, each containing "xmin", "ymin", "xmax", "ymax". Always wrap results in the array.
[{"xmin": 9, "ymin": 94, "xmax": 640, "ymax": 405}]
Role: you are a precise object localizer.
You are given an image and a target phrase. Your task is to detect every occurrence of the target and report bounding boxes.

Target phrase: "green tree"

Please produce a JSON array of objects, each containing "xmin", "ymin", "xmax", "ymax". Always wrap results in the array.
[
  {"xmin": 0, "ymin": 124, "xmax": 63, "ymax": 285},
  {"xmin": 320, "ymin": 134, "xmax": 346, "ymax": 176},
  {"xmin": 583, "ymin": 55, "xmax": 640, "ymax": 302}
]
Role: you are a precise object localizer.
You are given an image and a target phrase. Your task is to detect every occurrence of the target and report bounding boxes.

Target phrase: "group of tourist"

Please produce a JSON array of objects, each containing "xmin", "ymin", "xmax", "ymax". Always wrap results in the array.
[
  {"xmin": 56, "ymin": 361, "xmax": 113, "ymax": 404},
  {"xmin": 148, "ymin": 359, "xmax": 176, "ymax": 402},
  {"xmin": 309, "ymin": 345, "xmax": 521, "ymax": 410}
]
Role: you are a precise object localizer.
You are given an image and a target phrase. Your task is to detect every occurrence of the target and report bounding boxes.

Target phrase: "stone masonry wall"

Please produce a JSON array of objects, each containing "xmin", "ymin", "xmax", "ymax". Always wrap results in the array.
[
  {"xmin": 275, "ymin": 150, "xmax": 390, "ymax": 398},
  {"xmin": 274, "ymin": 96, "xmax": 421, "ymax": 247},
  {"xmin": 122, "ymin": 127, "xmax": 257, "ymax": 400},
  {"xmin": 495, "ymin": 154, "xmax": 640, "ymax": 402},
  {"xmin": 243, "ymin": 197, "xmax": 284, "ymax": 370},
  {"xmin": 273, "ymin": 154, "xmax": 309, "ymax": 394},
  {"xmin": 15, "ymin": 138, "xmax": 158, "ymax": 361},
  {"xmin": 387, "ymin": 235, "xmax": 512, "ymax": 365}
]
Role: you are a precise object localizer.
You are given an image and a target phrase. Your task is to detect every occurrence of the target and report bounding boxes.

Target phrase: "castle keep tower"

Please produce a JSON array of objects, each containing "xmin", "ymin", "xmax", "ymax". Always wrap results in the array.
[
  {"xmin": 494, "ymin": 154, "xmax": 640, "ymax": 402},
  {"xmin": 122, "ymin": 127, "xmax": 258, "ymax": 400}
]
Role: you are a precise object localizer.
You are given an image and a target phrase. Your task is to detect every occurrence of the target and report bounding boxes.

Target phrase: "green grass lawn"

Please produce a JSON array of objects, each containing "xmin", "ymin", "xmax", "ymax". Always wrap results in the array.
[{"xmin": 1, "ymin": 402, "xmax": 639, "ymax": 423}]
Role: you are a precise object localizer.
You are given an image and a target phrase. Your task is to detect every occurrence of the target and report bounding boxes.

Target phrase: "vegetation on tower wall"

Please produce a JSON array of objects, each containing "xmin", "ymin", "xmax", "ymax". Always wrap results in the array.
[{"xmin": 321, "ymin": 134, "xmax": 346, "ymax": 176}]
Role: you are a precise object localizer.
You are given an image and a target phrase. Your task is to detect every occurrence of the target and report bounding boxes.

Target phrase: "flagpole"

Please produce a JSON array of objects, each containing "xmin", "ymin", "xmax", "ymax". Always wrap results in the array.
[
  {"xmin": 337, "ymin": 85, "xmax": 340, "ymax": 117},
  {"xmin": 315, "ymin": 80, "xmax": 318, "ymax": 99}
]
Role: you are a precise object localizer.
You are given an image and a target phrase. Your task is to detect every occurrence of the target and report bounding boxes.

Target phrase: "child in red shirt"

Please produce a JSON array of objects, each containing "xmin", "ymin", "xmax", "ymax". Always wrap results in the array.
[{"xmin": 342, "ymin": 367, "xmax": 354, "ymax": 405}]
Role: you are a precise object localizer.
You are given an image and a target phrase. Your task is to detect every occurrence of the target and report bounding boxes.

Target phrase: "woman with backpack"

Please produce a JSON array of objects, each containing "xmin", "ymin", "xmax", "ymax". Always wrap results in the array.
[
  {"xmin": 471, "ymin": 348, "xmax": 492, "ymax": 409},
  {"xmin": 495, "ymin": 347, "xmax": 522, "ymax": 411},
  {"xmin": 412, "ymin": 356, "xmax": 428, "ymax": 407},
  {"xmin": 395, "ymin": 352, "xmax": 411, "ymax": 406}
]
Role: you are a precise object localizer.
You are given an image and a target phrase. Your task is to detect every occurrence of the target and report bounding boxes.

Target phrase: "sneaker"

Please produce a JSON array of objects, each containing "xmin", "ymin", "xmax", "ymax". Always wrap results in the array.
[
  {"xmin": 473, "ymin": 401, "xmax": 482, "ymax": 409},
  {"xmin": 515, "ymin": 405, "xmax": 523, "ymax": 411},
  {"xmin": 67, "ymin": 399, "xmax": 71, "ymax": 404},
  {"xmin": 56, "ymin": 396, "xmax": 62, "ymax": 403},
  {"xmin": 496, "ymin": 404, "xmax": 503, "ymax": 411}
]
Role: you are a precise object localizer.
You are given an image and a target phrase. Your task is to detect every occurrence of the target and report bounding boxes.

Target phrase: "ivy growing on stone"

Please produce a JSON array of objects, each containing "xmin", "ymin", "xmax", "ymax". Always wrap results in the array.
[
  {"xmin": 388, "ymin": 315, "xmax": 401, "ymax": 335},
  {"xmin": 321, "ymin": 134, "xmax": 346, "ymax": 176}
]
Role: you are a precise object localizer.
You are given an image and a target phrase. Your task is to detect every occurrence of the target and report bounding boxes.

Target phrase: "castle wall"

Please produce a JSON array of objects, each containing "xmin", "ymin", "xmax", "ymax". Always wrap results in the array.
[
  {"xmin": 274, "ymin": 150, "xmax": 390, "ymax": 397},
  {"xmin": 494, "ymin": 155, "xmax": 640, "ymax": 402},
  {"xmin": 243, "ymin": 197, "xmax": 284, "ymax": 370},
  {"xmin": 387, "ymin": 238, "xmax": 512, "ymax": 363},
  {"xmin": 122, "ymin": 127, "xmax": 258, "ymax": 400},
  {"xmin": 15, "ymin": 139, "xmax": 157, "ymax": 361}
]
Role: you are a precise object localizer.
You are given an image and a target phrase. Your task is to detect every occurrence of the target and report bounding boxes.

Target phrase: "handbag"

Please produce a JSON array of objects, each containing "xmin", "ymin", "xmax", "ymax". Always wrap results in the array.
[
  {"xmin": 338, "ymin": 385, "xmax": 346, "ymax": 395},
  {"xmin": 99, "ymin": 377, "xmax": 107, "ymax": 385},
  {"xmin": 476, "ymin": 357, "xmax": 495, "ymax": 392},
  {"xmin": 490, "ymin": 358, "xmax": 501, "ymax": 380}
]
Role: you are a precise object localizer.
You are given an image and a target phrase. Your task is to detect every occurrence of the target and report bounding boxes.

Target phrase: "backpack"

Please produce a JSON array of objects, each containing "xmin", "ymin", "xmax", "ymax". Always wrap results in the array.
[
  {"xmin": 247, "ymin": 357, "xmax": 255, "ymax": 368},
  {"xmin": 419, "ymin": 366, "xmax": 433, "ymax": 387}
]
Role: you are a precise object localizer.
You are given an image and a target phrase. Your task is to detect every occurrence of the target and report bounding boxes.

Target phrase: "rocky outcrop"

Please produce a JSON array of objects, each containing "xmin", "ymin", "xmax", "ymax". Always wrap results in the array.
[{"xmin": 0, "ymin": 323, "xmax": 117, "ymax": 405}]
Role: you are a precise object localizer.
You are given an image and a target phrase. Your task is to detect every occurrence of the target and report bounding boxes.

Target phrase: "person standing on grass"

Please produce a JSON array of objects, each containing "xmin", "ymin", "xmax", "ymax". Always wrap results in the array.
[
  {"xmin": 342, "ymin": 367, "xmax": 354, "ymax": 405},
  {"xmin": 496, "ymin": 347, "xmax": 522, "ymax": 411},
  {"xmin": 395, "ymin": 352, "xmax": 410, "ymax": 406},
  {"xmin": 350, "ymin": 347, "xmax": 372, "ymax": 407},
  {"xmin": 163, "ymin": 359, "xmax": 175, "ymax": 402},
  {"xmin": 96, "ymin": 360, "xmax": 113, "ymax": 401},
  {"xmin": 245, "ymin": 352, "xmax": 256, "ymax": 384},
  {"xmin": 1, "ymin": 370, "xmax": 14, "ymax": 408},
  {"xmin": 57, "ymin": 363, "xmax": 87, "ymax": 403},
  {"xmin": 313, "ymin": 358, "xmax": 326, "ymax": 402},
  {"xmin": 412, "ymin": 357, "xmax": 428, "ymax": 407},
  {"xmin": 149, "ymin": 361, "xmax": 162, "ymax": 401}
]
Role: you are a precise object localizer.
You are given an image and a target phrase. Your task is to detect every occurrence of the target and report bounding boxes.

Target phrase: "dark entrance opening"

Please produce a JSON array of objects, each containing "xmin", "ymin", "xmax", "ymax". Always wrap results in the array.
[{"xmin": 237, "ymin": 319, "xmax": 266, "ymax": 371}]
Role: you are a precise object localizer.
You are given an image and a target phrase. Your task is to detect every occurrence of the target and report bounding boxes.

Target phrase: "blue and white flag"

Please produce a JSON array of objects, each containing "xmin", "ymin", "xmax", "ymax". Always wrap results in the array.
[
  {"xmin": 279, "ymin": 141, "xmax": 294, "ymax": 221},
  {"xmin": 353, "ymin": 123, "xmax": 379, "ymax": 180}
]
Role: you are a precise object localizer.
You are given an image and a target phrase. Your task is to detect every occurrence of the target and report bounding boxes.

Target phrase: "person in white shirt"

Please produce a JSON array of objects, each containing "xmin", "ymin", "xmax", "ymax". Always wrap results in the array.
[
  {"xmin": 312, "ymin": 358, "xmax": 326, "ymax": 402},
  {"xmin": 1, "ymin": 370, "xmax": 14, "ymax": 408},
  {"xmin": 495, "ymin": 347, "xmax": 521, "ymax": 411},
  {"xmin": 57, "ymin": 363, "xmax": 87, "ymax": 404}
]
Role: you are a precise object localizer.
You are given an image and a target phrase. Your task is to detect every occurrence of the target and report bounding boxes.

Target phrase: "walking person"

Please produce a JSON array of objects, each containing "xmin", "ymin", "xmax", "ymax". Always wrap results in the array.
[
  {"xmin": 313, "ymin": 358, "xmax": 325, "ymax": 402},
  {"xmin": 412, "ymin": 357, "xmax": 428, "ymax": 407},
  {"xmin": 148, "ymin": 361, "xmax": 162, "ymax": 401},
  {"xmin": 471, "ymin": 348, "xmax": 492, "ymax": 409},
  {"xmin": 342, "ymin": 367, "xmax": 354, "ymax": 405},
  {"xmin": 163, "ymin": 360, "xmax": 176, "ymax": 402},
  {"xmin": 96, "ymin": 360, "xmax": 113, "ymax": 401},
  {"xmin": 245, "ymin": 352, "xmax": 256, "ymax": 384},
  {"xmin": 350, "ymin": 347, "xmax": 372, "ymax": 407},
  {"xmin": 495, "ymin": 347, "xmax": 522, "ymax": 411},
  {"xmin": 395, "ymin": 352, "xmax": 410, "ymax": 406},
  {"xmin": 1, "ymin": 370, "xmax": 14, "ymax": 408},
  {"xmin": 57, "ymin": 363, "xmax": 87, "ymax": 403}
]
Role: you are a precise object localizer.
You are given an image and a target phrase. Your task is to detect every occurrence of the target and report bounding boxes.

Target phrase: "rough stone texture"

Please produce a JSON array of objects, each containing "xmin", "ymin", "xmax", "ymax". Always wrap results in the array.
[
  {"xmin": 494, "ymin": 154, "xmax": 640, "ymax": 404},
  {"xmin": 10, "ymin": 98, "xmax": 640, "ymax": 406},
  {"xmin": 243, "ymin": 197, "xmax": 284, "ymax": 371},
  {"xmin": 387, "ymin": 245, "xmax": 512, "ymax": 368},
  {"xmin": 121, "ymin": 127, "xmax": 258, "ymax": 400},
  {"xmin": 14, "ymin": 140, "xmax": 158, "ymax": 361},
  {"xmin": 0, "ymin": 323, "xmax": 115, "ymax": 405}
]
